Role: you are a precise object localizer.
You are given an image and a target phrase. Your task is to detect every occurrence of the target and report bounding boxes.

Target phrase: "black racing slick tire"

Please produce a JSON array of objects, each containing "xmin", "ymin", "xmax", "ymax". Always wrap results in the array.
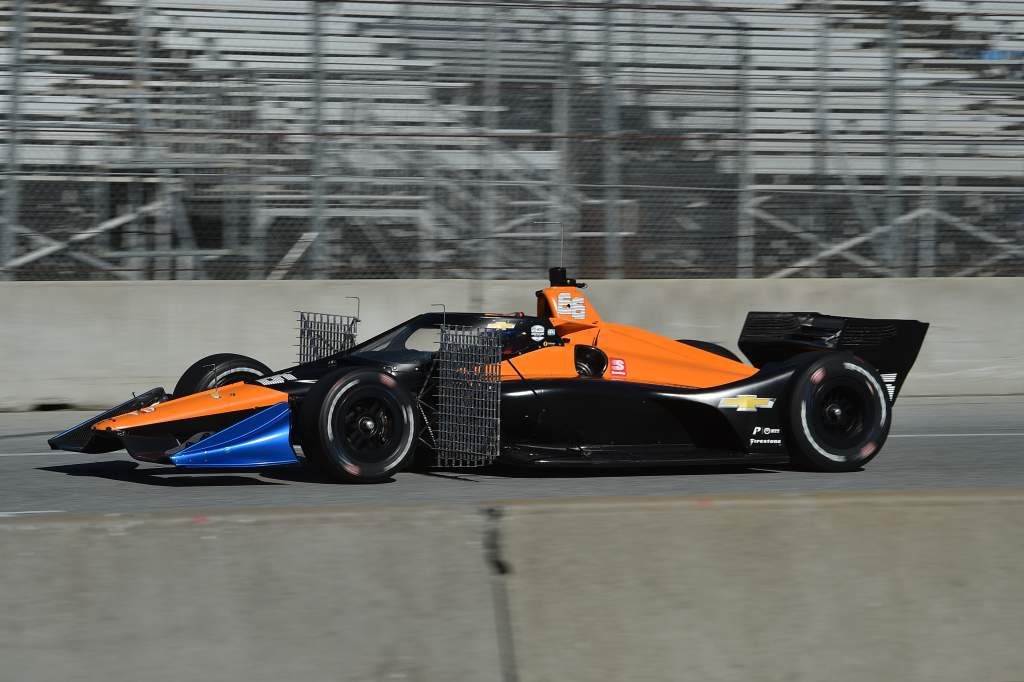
[
  {"xmin": 299, "ymin": 368, "xmax": 417, "ymax": 483},
  {"xmin": 786, "ymin": 353, "xmax": 891, "ymax": 472},
  {"xmin": 172, "ymin": 353, "xmax": 272, "ymax": 398},
  {"xmin": 677, "ymin": 339, "xmax": 743, "ymax": 363}
]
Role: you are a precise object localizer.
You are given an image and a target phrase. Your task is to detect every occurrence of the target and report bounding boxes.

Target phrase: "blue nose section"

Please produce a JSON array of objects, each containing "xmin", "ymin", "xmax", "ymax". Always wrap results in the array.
[{"xmin": 170, "ymin": 402, "xmax": 298, "ymax": 468}]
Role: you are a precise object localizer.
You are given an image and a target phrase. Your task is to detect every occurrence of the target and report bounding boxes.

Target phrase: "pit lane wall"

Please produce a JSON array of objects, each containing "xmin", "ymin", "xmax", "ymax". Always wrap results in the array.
[
  {"xmin": 3, "ymin": 492, "xmax": 1022, "ymax": 682},
  {"xmin": 0, "ymin": 277, "xmax": 1019, "ymax": 410}
]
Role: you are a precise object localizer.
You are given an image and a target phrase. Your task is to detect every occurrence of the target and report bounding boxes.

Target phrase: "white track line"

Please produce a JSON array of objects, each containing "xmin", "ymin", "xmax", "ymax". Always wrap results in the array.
[
  {"xmin": 0, "ymin": 451, "xmax": 69, "ymax": 457},
  {"xmin": 890, "ymin": 433, "xmax": 1024, "ymax": 438},
  {"xmin": 0, "ymin": 510, "xmax": 64, "ymax": 518}
]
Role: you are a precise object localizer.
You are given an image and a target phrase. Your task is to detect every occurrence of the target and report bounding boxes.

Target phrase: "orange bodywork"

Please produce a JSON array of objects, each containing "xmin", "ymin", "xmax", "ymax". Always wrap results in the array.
[
  {"xmin": 500, "ymin": 285, "xmax": 757, "ymax": 389},
  {"xmin": 94, "ymin": 285, "xmax": 752, "ymax": 434},
  {"xmin": 93, "ymin": 382, "xmax": 288, "ymax": 432}
]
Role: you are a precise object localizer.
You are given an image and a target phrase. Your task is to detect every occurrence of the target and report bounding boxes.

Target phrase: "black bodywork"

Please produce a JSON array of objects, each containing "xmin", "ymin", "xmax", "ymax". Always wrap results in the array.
[
  {"xmin": 277, "ymin": 309, "xmax": 925, "ymax": 467},
  {"xmin": 496, "ymin": 311, "xmax": 927, "ymax": 466}
]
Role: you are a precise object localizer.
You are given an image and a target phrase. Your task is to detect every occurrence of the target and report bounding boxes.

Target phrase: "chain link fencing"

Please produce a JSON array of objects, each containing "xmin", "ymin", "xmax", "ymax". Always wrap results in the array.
[{"xmin": 1, "ymin": 0, "xmax": 1022, "ymax": 281}]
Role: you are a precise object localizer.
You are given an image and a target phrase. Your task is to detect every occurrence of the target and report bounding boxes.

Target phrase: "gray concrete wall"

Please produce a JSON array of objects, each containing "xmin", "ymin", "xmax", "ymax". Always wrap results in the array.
[
  {"xmin": 1, "ymin": 278, "xmax": 1019, "ymax": 409},
  {"xmin": 501, "ymin": 493, "xmax": 1024, "ymax": 682},
  {"xmin": 0, "ymin": 507, "xmax": 504, "ymax": 682},
  {"xmin": 2, "ymin": 492, "xmax": 1022, "ymax": 682}
]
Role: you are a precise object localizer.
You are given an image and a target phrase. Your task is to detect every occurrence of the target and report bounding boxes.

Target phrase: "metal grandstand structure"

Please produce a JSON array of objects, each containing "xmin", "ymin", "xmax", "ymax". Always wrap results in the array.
[{"xmin": 1, "ymin": 0, "xmax": 1022, "ymax": 281}]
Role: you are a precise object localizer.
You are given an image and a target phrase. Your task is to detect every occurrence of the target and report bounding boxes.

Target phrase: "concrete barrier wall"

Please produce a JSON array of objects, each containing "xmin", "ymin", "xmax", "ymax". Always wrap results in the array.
[
  {"xmin": 501, "ymin": 493, "xmax": 1024, "ymax": 682},
  {"xmin": 1, "ymin": 278, "xmax": 1020, "ymax": 409},
  {"xmin": 3, "ymin": 492, "xmax": 1023, "ymax": 682}
]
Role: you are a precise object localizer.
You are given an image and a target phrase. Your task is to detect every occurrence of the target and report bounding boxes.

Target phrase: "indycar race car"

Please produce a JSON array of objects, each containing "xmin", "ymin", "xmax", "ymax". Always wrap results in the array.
[{"xmin": 50, "ymin": 269, "xmax": 928, "ymax": 483}]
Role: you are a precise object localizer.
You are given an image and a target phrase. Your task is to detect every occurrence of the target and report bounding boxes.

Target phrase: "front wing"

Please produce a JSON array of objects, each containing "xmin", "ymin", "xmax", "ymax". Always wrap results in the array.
[{"xmin": 49, "ymin": 390, "xmax": 299, "ymax": 468}]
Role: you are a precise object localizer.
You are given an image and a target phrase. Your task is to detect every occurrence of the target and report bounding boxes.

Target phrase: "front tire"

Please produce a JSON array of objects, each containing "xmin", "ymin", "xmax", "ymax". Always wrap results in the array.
[
  {"xmin": 786, "ymin": 353, "xmax": 891, "ymax": 472},
  {"xmin": 300, "ymin": 368, "xmax": 417, "ymax": 483},
  {"xmin": 172, "ymin": 353, "xmax": 272, "ymax": 398}
]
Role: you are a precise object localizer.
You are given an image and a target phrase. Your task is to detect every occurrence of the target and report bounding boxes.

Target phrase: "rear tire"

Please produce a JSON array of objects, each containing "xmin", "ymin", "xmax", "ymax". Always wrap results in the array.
[
  {"xmin": 677, "ymin": 339, "xmax": 743, "ymax": 363},
  {"xmin": 786, "ymin": 353, "xmax": 891, "ymax": 472},
  {"xmin": 172, "ymin": 353, "xmax": 272, "ymax": 398},
  {"xmin": 300, "ymin": 368, "xmax": 417, "ymax": 483}
]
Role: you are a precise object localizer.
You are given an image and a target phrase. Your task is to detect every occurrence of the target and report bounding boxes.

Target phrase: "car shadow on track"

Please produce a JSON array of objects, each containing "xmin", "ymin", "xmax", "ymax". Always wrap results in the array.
[
  {"xmin": 39, "ymin": 460, "xmax": 397, "ymax": 486},
  {"xmin": 444, "ymin": 462, "xmax": 807, "ymax": 480},
  {"xmin": 256, "ymin": 465, "xmax": 395, "ymax": 485},
  {"xmin": 40, "ymin": 460, "xmax": 286, "ymax": 486}
]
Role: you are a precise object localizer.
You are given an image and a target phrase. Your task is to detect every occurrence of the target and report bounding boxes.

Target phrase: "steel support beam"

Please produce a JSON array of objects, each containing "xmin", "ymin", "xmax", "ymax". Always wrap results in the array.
[
  {"xmin": 129, "ymin": 0, "xmax": 152, "ymax": 280},
  {"xmin": 919, "ymin": 88, "xmax": 938, "ymax": 276},
  {"xmin": 480, "ymin": 3, "xmax": 502, "ymax": 288},
  {"xmin": 310, "ymin": 0, "xmax": 326, "ymax": 279},
  {"xmin": 885, "ymin": 0, "xmax": 903, "ymax": 275},
  {"xmin": 2, "ymin": 0, "xmax": 25, "ymax": 280},
  {"xmin": 554, "ymin": 14, "xmax": 576, "ymax": 270},
  {"xmin": 813, "ymin": 0, "xmax": 831, "ymax": 277},
  {"xmin": 736, "ymin": 26, "xmax": 755, "ymax": 278},
  {"xmin": 601, "ymin": 2, "xmax": 623, "ymax": 278},
  {"xmin": 4, "ymin": 201, "xmax": 166, "ymax": 271}
]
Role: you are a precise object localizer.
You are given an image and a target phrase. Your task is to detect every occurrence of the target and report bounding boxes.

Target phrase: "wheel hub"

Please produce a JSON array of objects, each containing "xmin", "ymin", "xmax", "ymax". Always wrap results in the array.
[
  {"xmin": 341, "ymin": 394, "xmax": 396, "ymax": 458},
  {"xmin": 815, "ymin": 383, "xmax": 868, "ymax": 445}
]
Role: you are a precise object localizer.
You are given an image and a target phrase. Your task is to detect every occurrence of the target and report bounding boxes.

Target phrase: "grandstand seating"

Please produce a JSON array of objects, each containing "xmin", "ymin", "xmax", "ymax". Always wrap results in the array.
[{"xmin": 1, "ymin": 0, "xmax": 1021, "ymax": 279}]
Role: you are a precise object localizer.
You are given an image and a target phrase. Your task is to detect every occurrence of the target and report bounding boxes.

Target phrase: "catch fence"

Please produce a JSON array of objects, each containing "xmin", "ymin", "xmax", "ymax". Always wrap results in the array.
[{"xmin": 1, "ymin": 0, "xmax": 1022, "ymax": 281}]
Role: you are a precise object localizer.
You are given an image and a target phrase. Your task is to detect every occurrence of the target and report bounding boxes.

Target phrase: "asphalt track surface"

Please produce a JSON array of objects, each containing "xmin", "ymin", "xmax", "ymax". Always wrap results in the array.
[{"xmin": 1, "ymin": 396, "xmax": 1021, "ymax": 515}]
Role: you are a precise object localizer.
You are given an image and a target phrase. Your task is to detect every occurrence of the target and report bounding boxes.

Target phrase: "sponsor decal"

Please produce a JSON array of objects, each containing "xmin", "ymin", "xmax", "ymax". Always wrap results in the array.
[
  {"xmin": 555, "ymin": 291, "xmax": 587, "ymax": 320},
  {"xmin": 257, "ymin": 373, "xmax": 297, "ymax": 386},
  {"xmin": 486, "ymin": 320, "xmax": 516, "ymax": 330},
  {"xmin": 750, "ymin": 425, "xmax": 783, "ymax": 446},
  {"xmin": 609, "ymin": 357, "xmax": 628, "ymax": 378},
  {"xmin": 719, "ymin": 395, "xmax": 775, "ymax": 412},
  {"xmin": 530, "ymin": 324, "xmax": 546, "ymax": 342},
  {"xmin": 811, "ymin": 368, "xmax": 826, "ymax": 384},
  {"xmin": 880, "ymin": 373, "xmax": 898, "ymax": 401}
]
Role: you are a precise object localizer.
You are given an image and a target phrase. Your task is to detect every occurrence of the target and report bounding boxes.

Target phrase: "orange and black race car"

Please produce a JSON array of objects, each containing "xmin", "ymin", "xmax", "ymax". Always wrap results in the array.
[{"xmin": 49, "ymin": 269, "xmax": 928, "ymax": 483}]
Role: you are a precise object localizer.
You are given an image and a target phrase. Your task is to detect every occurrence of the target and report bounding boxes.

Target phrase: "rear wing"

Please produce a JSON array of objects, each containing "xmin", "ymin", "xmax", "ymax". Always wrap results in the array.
[{"xmin": 739, "ymin": 312, "xmax": 928, "ymax": 402}]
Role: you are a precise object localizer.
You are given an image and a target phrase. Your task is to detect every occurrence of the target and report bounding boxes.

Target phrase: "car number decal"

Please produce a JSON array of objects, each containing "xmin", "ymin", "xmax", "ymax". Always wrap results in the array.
[
  {"xmin": 257, "ymin": 373, "xmax": 297, "ymax": 386},
  {"xmin": 555, "ymin": 291, "xmax": 587, "ymax": 320}
]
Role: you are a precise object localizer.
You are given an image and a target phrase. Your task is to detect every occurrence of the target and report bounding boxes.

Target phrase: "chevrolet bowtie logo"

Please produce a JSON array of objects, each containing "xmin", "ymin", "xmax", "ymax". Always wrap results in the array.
[{"xmin": 719, "ymin": 395, "xmax": 776, "ymax": 412}]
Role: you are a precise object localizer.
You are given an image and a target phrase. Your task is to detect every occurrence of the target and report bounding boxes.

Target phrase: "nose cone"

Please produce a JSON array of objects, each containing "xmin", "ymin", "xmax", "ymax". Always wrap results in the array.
[{"xmin": 93, "ymin": 382, "xmax": 288, "ymax": 432}]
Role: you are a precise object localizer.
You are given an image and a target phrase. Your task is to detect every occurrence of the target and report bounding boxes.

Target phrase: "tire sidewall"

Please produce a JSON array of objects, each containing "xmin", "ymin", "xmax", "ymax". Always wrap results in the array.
[
  {"xmin": 302, "ymin": 368, "xmax": 416, "ymax": 482},
  {"xmin": 787, "ymin": 353, "xmax": 891, "ymax": 471},
  {"xmin": 173, "ymin": 353, "xmax": 272, "ymax": 397}
]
